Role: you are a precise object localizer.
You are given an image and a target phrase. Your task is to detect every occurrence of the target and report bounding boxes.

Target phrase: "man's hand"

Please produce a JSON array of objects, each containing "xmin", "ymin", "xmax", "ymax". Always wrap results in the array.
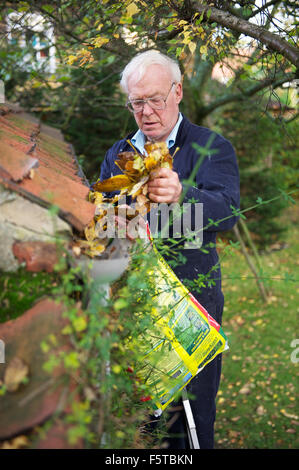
[{"xmin": 147, "ymin": 168, "xmax": 182, "ymax": 204}]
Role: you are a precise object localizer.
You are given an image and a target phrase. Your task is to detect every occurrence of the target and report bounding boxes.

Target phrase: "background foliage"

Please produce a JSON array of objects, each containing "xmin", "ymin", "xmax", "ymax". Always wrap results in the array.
[{"xmin": 1, "ymin": 0, "xmax": 297, "ymax": 245}]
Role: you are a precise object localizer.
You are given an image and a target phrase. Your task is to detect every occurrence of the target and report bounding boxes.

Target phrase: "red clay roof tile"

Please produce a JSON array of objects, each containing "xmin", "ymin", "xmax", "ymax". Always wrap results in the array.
[
  {"xmin": 0, "ymin": 141, "xmax": 39, "ymax": 181},
  {"xmin": 0, "ymin": 105, "xmax": 95, "ymax": 232}
]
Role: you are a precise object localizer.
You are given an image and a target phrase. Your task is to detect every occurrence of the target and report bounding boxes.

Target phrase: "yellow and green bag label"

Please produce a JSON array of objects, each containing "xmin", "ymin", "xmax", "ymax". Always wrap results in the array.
[{"xmin": 136, "ymin": 227, "xmax": 228, "ymax": 411}]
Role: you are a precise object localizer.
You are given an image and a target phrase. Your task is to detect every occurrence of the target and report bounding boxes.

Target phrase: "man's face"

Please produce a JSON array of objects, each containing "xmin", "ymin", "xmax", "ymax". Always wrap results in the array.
[{"xmin": 127, "ymin": 64, "xmax": 183, "ymax": 142}]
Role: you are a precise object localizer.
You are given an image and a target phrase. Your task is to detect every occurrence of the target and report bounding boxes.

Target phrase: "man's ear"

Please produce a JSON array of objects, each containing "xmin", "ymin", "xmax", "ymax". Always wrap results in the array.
[{"xmin": 175, "ymin": 82, "xmax": 183, "ymax": 104}]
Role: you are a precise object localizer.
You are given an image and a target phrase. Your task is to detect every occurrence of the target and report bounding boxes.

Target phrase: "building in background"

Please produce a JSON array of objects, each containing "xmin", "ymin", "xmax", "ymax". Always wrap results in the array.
[{"xmin": 6, "ymin": 12, "xmax": 56, "ymax": 74}]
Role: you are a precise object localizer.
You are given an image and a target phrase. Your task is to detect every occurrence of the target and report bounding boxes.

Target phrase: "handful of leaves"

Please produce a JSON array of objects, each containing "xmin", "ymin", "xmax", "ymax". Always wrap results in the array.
[
  {"xmin": 72, "ymin": 141, "xmax": 178, "ymax": 258},
  {"xmin": 93, "ymin": 141, "xmax": 174, "ymax": 197}
]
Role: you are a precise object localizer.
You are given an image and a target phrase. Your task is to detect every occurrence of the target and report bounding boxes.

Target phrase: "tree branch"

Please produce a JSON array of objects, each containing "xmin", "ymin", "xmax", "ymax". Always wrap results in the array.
[
  {"xmin": 199, "ymin": 72, "xmax": 295, "ymax": 118},
  {"xmin": 193, "ymin": 2, "xmax": 299, "ymax": 68},
  {"xmin": 246, "ymin": 0, "xmax": 282, "ymax": 19}
]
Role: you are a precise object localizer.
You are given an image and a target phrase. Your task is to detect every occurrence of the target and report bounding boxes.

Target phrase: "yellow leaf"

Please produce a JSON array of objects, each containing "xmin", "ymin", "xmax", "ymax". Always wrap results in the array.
[
  {"xmin": 182, "ymin": 30, "xmax": 191, "ymax": 45},
  {"xmin": 92, "ymin": 191, "xmax": 104, "ymax": 205},
  {"xmin": 85, "ymin": 240, "xmax": 107, "ymax": 257},
  {"xmin": 66, "ymin": 55, "xmax": 78, "ymax": 65},
  {"xmin": 200, "ymin": 45, "xmax": 208, "ymax": 54},
  {"xmin": 126, "ymin": 2, "xmax": 140, "ymax": 17},
  {"xmin": 92, "ymin": 36, "xmax": 109, "ymax": 48},
  {"xmin": 188, "ymin": 41, "xmax": 196, "ymax": 55},
  {"xmin": 112, "ymin": 365, "xmax": 122, "ymax": 374},
  {"xmin": 144, "ymin": 156, "xmax": 158, "ymax": 171},
  {"xmin": 61, "ymin": 325, "xmax": 72, "ymax": 335},
  {"xmin": 84, "ymin": 219, "xmax": 96, "ymax": 241},
  {"xmin": 73, "ymin": 316, "xmax": 87, "ymax": 333},
  {"xmin": 93, "ymin": 174, "xmax": 132, "ymax": 192},
  {"xmin": 132, "ymin": 155, "xmax": 145, "ymax": 172},
  {"xmin": 178, "ymin": 20, "xmax": 188, "ymax": 27}
]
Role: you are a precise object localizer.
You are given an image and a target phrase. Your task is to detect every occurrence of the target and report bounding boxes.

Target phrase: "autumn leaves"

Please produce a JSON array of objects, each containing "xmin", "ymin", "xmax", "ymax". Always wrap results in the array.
[{"xmin": 72, "ymin": 141, "xmax": 177, "ymax": 258}]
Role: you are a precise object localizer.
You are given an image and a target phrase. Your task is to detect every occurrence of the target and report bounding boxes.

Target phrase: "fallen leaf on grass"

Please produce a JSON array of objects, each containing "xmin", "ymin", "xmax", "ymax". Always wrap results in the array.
[
  {"xmin": 280, "ymin": 409, "xmax": 298, "ymax": 420},
  {"xmin": 234, "ymin": 315, "xmax": 245, "ymax": 326},
  {"xmin": 232, "ymin": 355, "xmax": 241, "ymax": 361},
  {"xmin": 239, "ymin": 382, "xmax": 254, "ymax": 395},
  {"xmin": 256, "ymin": 405, "xmax": 266, "ymax": 416},
  {"xmin": 231, "ymin": 416, "xmax": 241, "ymax": 422}
]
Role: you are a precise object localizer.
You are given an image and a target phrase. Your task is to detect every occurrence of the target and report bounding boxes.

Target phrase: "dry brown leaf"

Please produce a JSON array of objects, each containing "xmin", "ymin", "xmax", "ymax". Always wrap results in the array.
[
  {"xmin": 124, "ymin": 160, "xmax": 136, "ymax": 172},
  {"xmin": 256, "ymin": 405, "xmax": 266, "ymax": 416},
  {"xmin": 72, "ymin": 245, "xmax": 81, "ymax": 257},
  {"xmin": 84, "ymin": 218, "xmax": 96, "ymax": 242},
  {"xmin": 280, "ymin": 409, "xmax": 298, "ymax": 420},
  {"xmin": 128, "ymin": 176, "xmax": 149, "ymax": 198},
  {"xmin": 79, "ymin": 141, "xmax": 178, "ymax": 256},
  {"xmin": 4, "ymin": 357, "xmax": 29, "ymax": 392},
  {"xmin": 136, "ymin": 194, "xmax": 149, "ymax": 205},
  {"xmin": 135, "ymin": 202, "xmax": 149, "ymax": 216},
  {"xmin": 239, "ymin": 382, "xmax": 253, "ymax": 395},
  {"xmin": 85, "ymin": 240, "xmax": 108, "ymax": 258},
  {"xmin": 144, "ymin": 141, "xmax": 169, "ymax": 156},
  {"xmin": 93, "ymin": 174, "xmax": 132, "ymax": 192},
  {"xmin": 161, "ymin": 154, "xmax": 173, "ymax": 169},
  {"xmin": 84, "ymin": 386, "xmax": 96, "ymax": 402},
  {"xmin": 115, "ymin": 151, "xmax": 135, "ymax": 171}
]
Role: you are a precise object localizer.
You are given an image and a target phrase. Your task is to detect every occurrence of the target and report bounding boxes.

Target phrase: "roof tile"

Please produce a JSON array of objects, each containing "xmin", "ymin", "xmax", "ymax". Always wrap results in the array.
[
  {"xmin": 0, "ymin": 104, "xmax": 95, "ymax": 232},
  {"xmin": 0, "ymin": 298, "xmax": 72, "ymax": 440},
  {"xmin": 0, "ymin": 141, "xmax": 39, "ymax": 181}
]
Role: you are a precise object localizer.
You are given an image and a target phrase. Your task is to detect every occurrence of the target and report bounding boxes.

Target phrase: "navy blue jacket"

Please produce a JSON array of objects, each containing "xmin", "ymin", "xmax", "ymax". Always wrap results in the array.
[{"xmin": 99, "ymin": 115, "xmax": 240, "ymax": 321}]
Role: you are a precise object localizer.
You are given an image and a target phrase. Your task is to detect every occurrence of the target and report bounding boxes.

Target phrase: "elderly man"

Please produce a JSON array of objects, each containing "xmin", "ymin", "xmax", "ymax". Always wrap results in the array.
[{"xmin": 99, "ymin": 50, "xmax": 240, "ymax": 449}]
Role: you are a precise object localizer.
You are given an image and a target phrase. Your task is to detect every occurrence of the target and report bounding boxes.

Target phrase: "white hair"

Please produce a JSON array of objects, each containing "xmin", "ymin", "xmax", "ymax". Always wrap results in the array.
[{"xmin": 120, "ymin": 49, "xmax": 182, "ymax": 94}]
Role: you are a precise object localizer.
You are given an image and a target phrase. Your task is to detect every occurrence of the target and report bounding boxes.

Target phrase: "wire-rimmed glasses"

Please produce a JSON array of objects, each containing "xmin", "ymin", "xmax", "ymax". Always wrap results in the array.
[{"xmin": 126, "ymin": 82, "xmax": 176, "ymax": 113}]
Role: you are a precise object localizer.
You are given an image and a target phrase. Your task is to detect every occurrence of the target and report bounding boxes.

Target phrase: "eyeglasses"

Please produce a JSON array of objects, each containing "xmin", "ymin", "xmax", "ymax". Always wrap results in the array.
[{"xmin": 126, "ymin": 82, "xmax": 176, "ymax": 113}]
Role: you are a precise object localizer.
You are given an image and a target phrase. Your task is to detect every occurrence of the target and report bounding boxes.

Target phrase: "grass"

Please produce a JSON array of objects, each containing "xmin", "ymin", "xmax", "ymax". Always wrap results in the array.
[
  {"xmin": 0, "ymin": 268, "xmax": 58, "ymax": 323},
  {"xmin": 214, "ymin": 207, "xmax": 299, "ymax": 449}
]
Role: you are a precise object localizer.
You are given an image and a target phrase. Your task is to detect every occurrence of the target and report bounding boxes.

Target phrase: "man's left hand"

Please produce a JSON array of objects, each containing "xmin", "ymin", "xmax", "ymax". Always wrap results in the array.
[{"xmin": 147, "ymin": 168, "xmax": 182, "ymax": 203}]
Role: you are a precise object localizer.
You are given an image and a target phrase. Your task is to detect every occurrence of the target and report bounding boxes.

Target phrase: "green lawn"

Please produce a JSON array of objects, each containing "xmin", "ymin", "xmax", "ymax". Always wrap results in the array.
[
  {"xmin": 0, "ymin": 269, "xmax": 58, "ymax": 323},
  {"xmin": 214, "ymin": 209, "xmax": 299, "ymax": 449}
]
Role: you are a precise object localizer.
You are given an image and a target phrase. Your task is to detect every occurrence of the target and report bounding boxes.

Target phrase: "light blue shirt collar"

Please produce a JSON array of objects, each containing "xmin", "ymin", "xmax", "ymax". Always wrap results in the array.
[{"xmin": 131, "ymin": 112, "xmax": 182, "ymax": 155}]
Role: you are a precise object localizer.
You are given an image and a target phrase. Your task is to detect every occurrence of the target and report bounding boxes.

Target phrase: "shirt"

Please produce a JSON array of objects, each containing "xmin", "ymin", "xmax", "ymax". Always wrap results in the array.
[{"xmin": 131, "ymin": 113, "xmax": 183, "ymax": 154}]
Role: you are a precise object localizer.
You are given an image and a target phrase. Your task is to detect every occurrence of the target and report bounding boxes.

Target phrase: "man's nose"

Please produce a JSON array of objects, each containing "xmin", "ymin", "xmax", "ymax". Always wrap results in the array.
[{"xmin": 142, "ymin": 101, "xmax": 154, "ymax": 115}]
